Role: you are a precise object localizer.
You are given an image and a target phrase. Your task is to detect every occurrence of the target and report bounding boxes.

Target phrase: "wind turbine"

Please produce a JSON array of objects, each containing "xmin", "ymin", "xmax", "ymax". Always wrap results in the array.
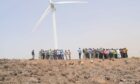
[{"xmin": 32, "ymin": 0, "xmax": 87, "ymax": 49}]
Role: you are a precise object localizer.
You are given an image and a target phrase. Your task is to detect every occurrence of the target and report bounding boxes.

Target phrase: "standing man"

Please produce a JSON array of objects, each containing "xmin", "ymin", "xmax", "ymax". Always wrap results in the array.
[
  {"xmin": 57, "ymin": 49, "xmax": 61, "ymax": 59},
  {"xmin": 68, "ymin": 49, "xmax": 71, "ymax": 60},
  {"xmin": 64, "ymin": 50, "xmax": 68, "ymax": 60},
  {"xmin": 88, "ymin": 48, "xmax": 92, "ymax": 59},
  {"xmin": 78, "ymin": 48, "xmax": 82, "ymax": 59},
  {"xmin": 42, "ymin": 49, "xmax": 45, "ymax": 59},
  {"xmin": 31, "ymin": 50, "xmax": 35, "ymax": 60},
  {"xmin": 60, "ymin": 49, "xmax": 64, "ymax": 60},
  {"xmin": 83, "ymin": 48, "xmax": 86, "ymax": 59}
]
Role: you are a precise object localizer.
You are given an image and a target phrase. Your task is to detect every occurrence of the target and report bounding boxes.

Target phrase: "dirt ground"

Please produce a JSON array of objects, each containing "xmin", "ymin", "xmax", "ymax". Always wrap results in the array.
[{"xmin": 0, "ymin": 58, "xmax": 140, "ymax": 84}]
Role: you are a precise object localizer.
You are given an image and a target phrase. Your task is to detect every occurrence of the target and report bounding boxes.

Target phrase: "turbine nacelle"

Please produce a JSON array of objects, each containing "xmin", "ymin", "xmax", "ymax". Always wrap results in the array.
[{"xmin": 50, "ymin": 3, "xmax": 56, "ymax": 10}]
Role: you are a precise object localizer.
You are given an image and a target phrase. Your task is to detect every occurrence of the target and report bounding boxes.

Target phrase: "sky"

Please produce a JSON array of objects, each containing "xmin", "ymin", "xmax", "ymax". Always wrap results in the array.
[{"xmin": 0, "ymin": 0, "xmax": 140, "ymax": 59}]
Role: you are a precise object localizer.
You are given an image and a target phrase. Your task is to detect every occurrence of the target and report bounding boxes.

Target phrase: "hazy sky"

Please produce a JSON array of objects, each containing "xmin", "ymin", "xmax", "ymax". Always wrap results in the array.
[{"xmin": 0, "ymin": 0, "xmax": 140, "ymax": 59}]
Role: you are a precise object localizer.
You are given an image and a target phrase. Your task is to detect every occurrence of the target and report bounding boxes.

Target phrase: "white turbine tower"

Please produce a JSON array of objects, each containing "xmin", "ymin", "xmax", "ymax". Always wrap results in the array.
[{"xmin": 33, "ymin": 0, "xmax": 87, "ymax": 49}]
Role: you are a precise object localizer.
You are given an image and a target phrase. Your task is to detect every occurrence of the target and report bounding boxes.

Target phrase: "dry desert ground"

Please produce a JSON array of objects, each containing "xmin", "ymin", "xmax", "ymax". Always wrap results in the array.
[{"xmin": 0, "ymin": 58, "xmax": 140, "ymax": 84}]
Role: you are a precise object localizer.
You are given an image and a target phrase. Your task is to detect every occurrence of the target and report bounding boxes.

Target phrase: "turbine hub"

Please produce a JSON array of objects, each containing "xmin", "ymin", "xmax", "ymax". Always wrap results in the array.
[{"xmin": 50, "ymin": 3, "xmax": 56, "ymax": 10}]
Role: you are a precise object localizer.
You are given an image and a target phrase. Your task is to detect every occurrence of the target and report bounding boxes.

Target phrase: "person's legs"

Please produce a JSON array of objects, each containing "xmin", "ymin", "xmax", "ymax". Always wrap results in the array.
[
  {"xmin": 122, "ymin": 53, "xmax": 124, "ymax": 58},
  {"xmin": 126, "ymin": 53, "xmax": 128, "ymax": 58},
  {"xmin": 40, "ymin": 54, "xmax": 42, "ymax": 59},
  {"xmin": 104, "ymin": 54, "xmax": 107, "ymax": 59},
  {"xmin": 50, "ymin": 55, "xmax": 53, "ymax": 60},
  {"xmin": 109, "ymin": 53, "xmax": 112, "ymax": 59},
  {"xmin": 83, "ymin": 54, "xmax": 85, "ymax": 59},
  {"xmin": 62, "ymin": 54, "xmax": 64, "ymax": 59},
  {"xmin": 57, "ymin": 55, "xmax": 59, "ymax": 59},
  {"xmin": 48, "ymin": 55, "xmax": 51, "ymax": 60},
  {"xmin": 79, "ymin": 53, "xmax": 81, "ymax": 59},
  {"xmin": 89, "ymin": 53, "xmax": 91, "ymax": 59},
  {"xmin": 99, "ymin": 53, "xmax": 102, "ymax": 59},
  {"xmin": 65, "ymin": 55, "xmax": 67, "ymax": 60},
  {"xmin": 85, "ymin": 53, "xmax": 87, "ymax": 59},
  {"xmin": 68, "ymin": 54, "xmax": 71, "ymax": 60},
  {"xmin": 43, "ymin": 54, "xmax": 45, "ymax": 59},
  {"xmin": 113, "ymin": 54, "xmax": 115, "ymax": 58},
  {"xmin": 120, "ymin": 53, "xmax": 122, "ymax": 58},
  {"xmin": 102, "ymin": 54, "xmax": 105, "ymax": 60},
  {"xmin": 47, "ymin": 55, "xmax": 49, "ymax": 59},
  {"xmin": 54, "ymin": 54, "xmax": 56, "ymax": 60},
  {"xmin": 42, "ymin": 54, "xmax": 44, "ymax": 59},
  {"xmin": 83, "ymin": 53, "xmax": 85, "ymax": 59},
  {"xmin": 87, "ymin": 53, "xmax": 90, "ymax": 59},
  {"xmin": 59, "ymin": 54, "xmax": 61, "ymax": 59},
  {"xmin": 115, "ymin": 54, "xmax": 117, "ymax": 59},
  {"xmin": 93, "ymin": 52, "xmax": 96, "ymax": 59},
  {"xmin": 91, "ymin": 53, "xmax": 94, "ymax": 58},
  {"xmin": 32, "ymin": 55, "xmax": 34, "ymax": 60},
  {"xmin": 95, "ymin": 53, "xmax": 97, "ymax": 58},
  {"xmin": 97, "ymin": 53, "xmax": 99, "ymax": 59},
  {"xmin": 124, "ymin": 53, "xmax": 127, "ymax": 58},
  {"xmin": 106, "ymin": 54, "xmax": 109, "ymax": 59},
  {"xmin": 49, "ymin": 55, "xmax": 52, "ymax": 60}
]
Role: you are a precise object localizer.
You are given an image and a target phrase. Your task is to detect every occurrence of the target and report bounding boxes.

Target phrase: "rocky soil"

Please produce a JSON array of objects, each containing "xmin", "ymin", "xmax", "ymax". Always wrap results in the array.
[{"xmin": 0, "ymin": 58, "xmax": 140, "ymax": 84}]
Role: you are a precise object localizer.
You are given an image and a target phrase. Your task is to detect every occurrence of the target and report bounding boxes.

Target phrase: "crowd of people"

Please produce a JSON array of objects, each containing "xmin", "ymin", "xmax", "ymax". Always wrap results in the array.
[
  {"xmin": 31, "ymin": 48, "xmax": 128, "ymax": 60},
  {"xmin": 78, "ymin": 48, "xmax": 128, "ymax": 60},
  {"xmin": 36, "ymin": 49, "xmax": 71, "ymax": 60}
]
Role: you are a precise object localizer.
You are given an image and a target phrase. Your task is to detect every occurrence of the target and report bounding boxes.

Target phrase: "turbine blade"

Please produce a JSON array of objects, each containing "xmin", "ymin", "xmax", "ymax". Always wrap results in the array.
[
  {"xmin": 54, "ymin": 1, "xmax": 88, "ymax": 4},
  {"xmin": 32, "ymin": 5, "xmax": 51, "ymax": 32}
]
